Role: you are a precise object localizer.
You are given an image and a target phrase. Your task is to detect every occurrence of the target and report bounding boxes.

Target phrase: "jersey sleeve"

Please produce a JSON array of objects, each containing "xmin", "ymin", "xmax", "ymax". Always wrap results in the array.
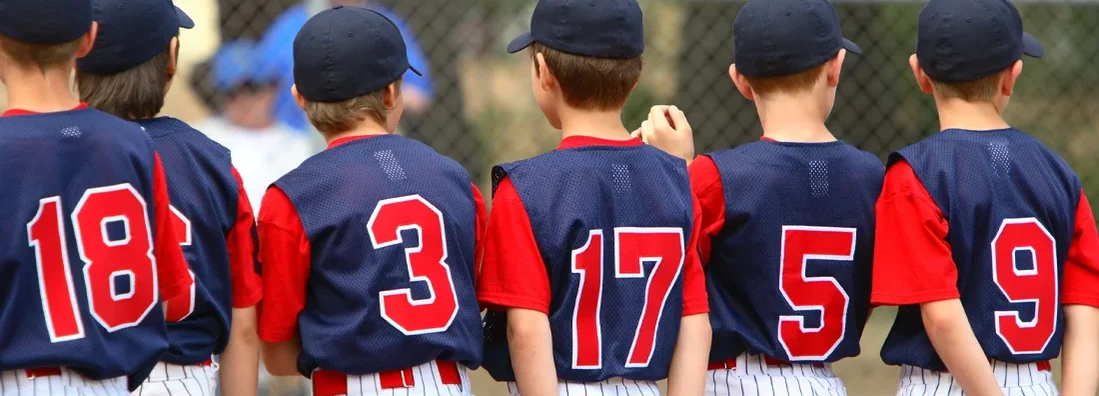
[
  {"xmin": 688, "ymin": 156, "xmax": 726, "ymax": 265},
  {"xmin": 1062, "ymin": 191, "xmax": 1099, "ymax": 307},
  {"xmin": 871, "ymin": 160, "xmax": 960, "ymax": 306},
  {"xmin": 256, "ymin": 187, "xmax": 311, "ymax": 342},
  {"xmin": 472, "ymin": 183, "xmax": 487, "ymax": 281},
  {"xmin": 476, "ymin": 176, "xmax": 552, "ymax": 314},
  {"xmin": 152, "ymin": 153, "xmax": 193, "ymax": 301},
  {"xmin": 226, "ymin": 167, "xmax": 262, "ymax": 308},
  {"xmin": 682, "ymin": 194, "xmax": 710, "ymax": 316}
]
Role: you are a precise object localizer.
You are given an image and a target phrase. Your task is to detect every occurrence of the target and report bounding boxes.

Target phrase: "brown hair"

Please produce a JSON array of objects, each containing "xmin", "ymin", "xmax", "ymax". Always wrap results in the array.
[
  {"xmin": 930, "ymin": 71, "xmax": 1006, "ymax": 102},
  {"xmin": 76, "ymin": 39, "xmax": 178, "ymax": 119},
  {"xmin": 744, "ymin": 63, "xmax": 828, "ymax": 97},
  {"xmin": 530, "ymin": 42, "xmax": 642, "ymax": 111},
  {"xmin": 305, "ymin": 79, "xmax": 401, "ymax": 135},
  {"xmin": 0, "ymin": 35, "xmax": 84, "ymax": 73}
]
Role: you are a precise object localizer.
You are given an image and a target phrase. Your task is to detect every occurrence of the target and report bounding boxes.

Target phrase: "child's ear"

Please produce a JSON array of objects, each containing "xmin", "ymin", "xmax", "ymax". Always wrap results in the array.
[
  {"xmin": 76, "ymin": 21, "xmax": 99, "ymax": 59},
  {"xmin": 166, "ymin": 37, "xmax": 180, "ymax": 76},
  {"xmin": 291, "ymin": 85, "xmax": 307, "ymax": 111},
  {"xmin": 826, "ymin": 49, "xmax": 847, "ymax": 88},
  {"xmin": 1002, "ymin": 61, "xmax": 1023, "ymax": 97},
  {"xmin": 383, "ymin": 82, "xmax": 401, "ymax": 109},
  {"xmin": 536, "ymin": 52, "xmax": 555, "ymax": 92},
  {"xmin": 909, "ymin": 54, "xmax": 934, "ymax": 95},
  {"xmin": 729, "ymin": 64, "xmax": 755, "ymax": 102}
]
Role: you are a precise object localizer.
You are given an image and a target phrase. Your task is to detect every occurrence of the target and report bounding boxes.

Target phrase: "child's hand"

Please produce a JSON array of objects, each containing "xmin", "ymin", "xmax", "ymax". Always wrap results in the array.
[{"xmin": 633, "ymin": 105, "xmax": 695, "ymax": 163}]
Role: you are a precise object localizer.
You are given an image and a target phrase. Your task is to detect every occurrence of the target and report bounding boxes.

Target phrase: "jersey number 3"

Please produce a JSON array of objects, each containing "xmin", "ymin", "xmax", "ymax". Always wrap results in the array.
[
  {"xmin": 992, "ymin": 218, "xmax": 1058, "ymax": 355},
  {"xmin": 571, "ymin": 228, "xmax": 685, "ymax": 369},
  {"xmin": 369, "ymin": 195, "xmax": 459, "ymax": 335},
  {"xmin": 28, "ymin": 184, "xmax": 157, "ymax": 343},
  {"xmin": 778, "ymin": 226, "xmax": 856, "ymax": 361}
]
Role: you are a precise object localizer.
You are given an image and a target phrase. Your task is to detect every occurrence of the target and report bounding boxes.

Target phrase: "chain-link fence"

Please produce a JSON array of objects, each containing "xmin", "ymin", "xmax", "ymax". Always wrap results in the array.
[{"xmin": 174, "ymin": 1, "xmax": 1099, "ymax": 395}]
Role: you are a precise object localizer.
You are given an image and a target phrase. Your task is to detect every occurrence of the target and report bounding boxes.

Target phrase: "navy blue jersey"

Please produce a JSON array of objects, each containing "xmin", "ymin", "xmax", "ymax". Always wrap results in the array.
[
  {"xmin": 482, "ymin": 143, "xmax": 697, "ymax": 382},
  {"xmin": 137, "ymin": 117, "xmax": 247, "ymax": 364},
  {"xmin": 881, "ymin": 129, "xmax": 1081, "ymax": 370},
  {"xmin": 704, "ymin": 141, "xmax": 882, "ymax": 363},
  {"xmin": 273, "ymin": 134, "xmax": 482, "ymax": 376},
  {"xmin": 0, "ymin": 108, "xmax": 172, "ymax": 379}
]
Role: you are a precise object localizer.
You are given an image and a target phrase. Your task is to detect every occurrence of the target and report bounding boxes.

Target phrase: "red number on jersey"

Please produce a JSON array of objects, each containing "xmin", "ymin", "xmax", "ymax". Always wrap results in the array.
[
  {"xmin": 28, "ymin": 184, "xmax": 159, "ymax": 342},
  {"xmin": 992, "ymin": 218, "xmax": 1058, "ymax": 355},
  {"xmin": 571, "ymin": 227, "xmax": 685, "ymax": 369},
  {"xmin": 777, "ymin": 226, "xmax": 856, "ymax": 361},
  {"xmin": 369, "ymin": 195, "xmax": 459, "ymax": 335},
  {"xmin": 164, "ymin": 206, "xmax": 197, "ymax": 322}
]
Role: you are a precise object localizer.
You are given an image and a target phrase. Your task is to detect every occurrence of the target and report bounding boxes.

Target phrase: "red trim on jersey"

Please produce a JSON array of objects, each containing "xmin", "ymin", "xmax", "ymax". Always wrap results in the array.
[
  {"xmin": 1063, "ymin": 191, "xmax": 1099, "ymax": 307},
  {"xmin": 227, "ymin": 167, "xmax": 262, "ymax": 308},
  {"xmin": 1, "ymin": 103, "xmax": 89, "ymax": 117},
  {"xmin": 256, "ymin": 186, "xmax": 311, "ymax": 342},
  {"xmin": 472, "ymin": 185, "xmax": 488, "ymax": 281},
  {"xmin": 153, "ymin": 153, "xmax": 194, "ymax": 301},
  {"xmin": 682, "ymin": 195, "xmax": 710, "ymax": 315},
  {"xmin": 688, "ymin": 156, "xmax": 725, "ymax": 266},
  {"xmin": 327, "ymin": 133, "xmax": 386, "ymax": 149},
  {"xmin": 871, "ymin": 160, "xmax": 960, "ymax": 306},
  {"xmin": 557, "ymin": 136, "xmax": 642, "ymax": 150}
]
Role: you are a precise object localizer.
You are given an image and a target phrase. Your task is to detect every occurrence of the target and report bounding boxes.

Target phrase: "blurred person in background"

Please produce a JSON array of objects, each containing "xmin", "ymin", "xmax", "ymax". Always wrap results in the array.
[
  {"xmin": 196, "ymin": 41, "xmax": 317, "ymax": 213},
  {"xmin": 258, "ymin": 0, "xmax": 434, "ymax": 132}
]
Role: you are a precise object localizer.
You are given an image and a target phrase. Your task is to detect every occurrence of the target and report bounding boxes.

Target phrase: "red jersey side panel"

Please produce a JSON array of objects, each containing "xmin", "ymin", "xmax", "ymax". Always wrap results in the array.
[
  {"xmin": 476, "ymin": 177, "xmax": 552, "ymax": 314},
  {"xmin": 256, "ymin": 186, "xmax": 311, "ymax": 343},
  {"xmin": 1063, "ymin": 192, "xmax": 1099, "ymax": 307},
  {"xmin": 227, "ymin": 167, "xmax": 262, "ymax": 308}
]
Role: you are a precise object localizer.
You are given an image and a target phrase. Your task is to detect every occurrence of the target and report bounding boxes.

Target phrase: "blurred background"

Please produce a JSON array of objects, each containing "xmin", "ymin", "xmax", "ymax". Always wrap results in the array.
[{"xmin": 71, "ymin": 0, "xmax": 1099, "ymax": 394}]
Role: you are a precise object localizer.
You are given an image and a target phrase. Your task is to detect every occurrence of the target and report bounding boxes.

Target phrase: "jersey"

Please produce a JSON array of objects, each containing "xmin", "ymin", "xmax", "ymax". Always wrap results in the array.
[
  {"xmin": 137, "ymin": 117, "xmax": 261, "ymax": 365},
  {"xmin": 479, "ymin": 137, "xmax": 705, "ymax": 383},
  {"xmin": 0, "ymin": 106, "xmax": 191, "ymax": 380},
  {"xmin": 267, "ymin": 134, "xmax": 482, "ymax": 376},
  {"xmin": 701, "ymin": 140, "xmax": 882, "ymax": 363},
  {"xmin": 878, "ymin": 128, "xmax": 1085, "ymax": 370}
]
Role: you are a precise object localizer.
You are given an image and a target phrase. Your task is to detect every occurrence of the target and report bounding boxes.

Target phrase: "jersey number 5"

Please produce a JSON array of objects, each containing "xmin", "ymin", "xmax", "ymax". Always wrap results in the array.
[
  {"xmin": 571, "ymin": 228, "xmax": 685, "ymax": 369},
  {"xmin": 28, "ymin": 184, "xmax": 158, "ymax": 343},
  {"xmin": 992, "ymin": 218, "xmax": 1058, "ymax": 355},
  {"xmin": 777, "ymin": 226, "xmax": 856, "ymax": 361},
  {"xmin": 369, "ymin": 195, "xmax": 459, "ymax": 335}
]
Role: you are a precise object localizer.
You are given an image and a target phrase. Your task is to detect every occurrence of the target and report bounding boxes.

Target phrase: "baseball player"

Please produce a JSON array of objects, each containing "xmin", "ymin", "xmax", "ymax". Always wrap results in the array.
[
  {"xmin": 256, "ymin": 6, "xmax": 485, "ymax": 396},
  {"xmin": 0, "ymin": 0, "xmax": 194, "ymax": 394},
  {"xmin": 872, "ymin": 0, "xmax": 1099, "ymax": 395},
  {"xmin": 74, "ymin": 1, "xmax": 263, "ymax": 395},
  {"xmin": 477, "ymin": 1, "xmax": 711, "ymax": 395},
  {"xmin": 636, "ymin": 1, "xmax": 881, "ymax": 395}
]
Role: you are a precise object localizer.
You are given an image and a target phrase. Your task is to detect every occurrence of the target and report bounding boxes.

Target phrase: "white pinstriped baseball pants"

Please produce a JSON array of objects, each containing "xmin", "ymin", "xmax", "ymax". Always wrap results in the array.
[
  {"xmin": 895, "ymin": 361, "xmax": 1058, "ymax": 396},
  {"xmin": 0, "ymin": 368, "xmax": 128, "ymax": 396},
  {"xmin": 704, "ymin": 353, "xmax": 847, "ymax": 396},
  {"xmin": 505, "ymin": 377, "xmax": 661, "ymax": 396},
  {"xmin": 312, "ymin": 360, "xmax": 472, "ymax": 396},
  {"xmin": 131, "ymin": 361, "xmax": 218, "ymax": 396}
]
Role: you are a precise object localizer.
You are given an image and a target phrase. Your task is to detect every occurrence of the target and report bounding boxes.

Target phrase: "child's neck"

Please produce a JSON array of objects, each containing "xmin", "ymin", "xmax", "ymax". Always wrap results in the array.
[
  {"xmin": 3, "ymin": 65, "xmax": 81, "ymax": 113},
  {"xmin": 324, "ymin": 120, "xmax": 390, "ymax": 145},
  {"xmin": 559, "ymin": 107, "xmax": 632, "ymax": 141},
  {"xmin": 756, "ymin": 97, "xmax": 835, "ymax": 143},
  {"xmin": 934, "ymin": 97, "xmax": 1010, "ymax": 131}
]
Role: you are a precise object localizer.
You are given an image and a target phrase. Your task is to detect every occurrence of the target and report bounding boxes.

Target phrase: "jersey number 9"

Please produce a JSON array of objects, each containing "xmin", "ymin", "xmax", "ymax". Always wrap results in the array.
[{"xmin": 992, "ymin": 218, "xmax": 1058, "ymax": 355}]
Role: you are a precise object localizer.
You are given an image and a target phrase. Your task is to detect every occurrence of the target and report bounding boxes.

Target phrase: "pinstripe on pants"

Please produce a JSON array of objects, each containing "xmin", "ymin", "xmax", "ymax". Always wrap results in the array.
[
  {"xmin": 327, "ymin": 361, "xmax": 473, "ymax": 396},
  {"xmin": 0, "ymin": 368, "xmax": 128, "ymax": 396},
  {"xmin": 506, "ymin": 377, "xmax": 661, "ymax": 396},
  {"xmin": 131, "ymin": 362, "xmax": 218, "ymax": 396},
  {"xmin": 895, "ymin": 361, "xmax": 1059, "ymax": 396},
  {"xmin": 704, "ymin": 353, "xmax": 847, "ymax": 396}
]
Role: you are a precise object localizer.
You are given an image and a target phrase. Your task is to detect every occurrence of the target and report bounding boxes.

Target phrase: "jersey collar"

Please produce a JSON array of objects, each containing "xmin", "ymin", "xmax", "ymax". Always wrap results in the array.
[
  {"xmin": 2, "ymin": 103, "xmax": 89, "ymax": 118},
  {"xmin": 557, "ymin": 136, "xmax": 643, "ymax": 150},
  {"xmin": 326, "ymin": 133, "xmax": 387, "ymax": 149}
]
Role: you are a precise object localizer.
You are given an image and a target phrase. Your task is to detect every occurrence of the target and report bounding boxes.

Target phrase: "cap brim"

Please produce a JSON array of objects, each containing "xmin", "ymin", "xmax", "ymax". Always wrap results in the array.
[
  {"xmin": 408, "ymin": 65, "xmax": 423, "ymax": 76},
  {"xmin": 842, "ymin": 38, "xmax": 862, "ymax": 55},
  {"xmin": 1022, "ymin": 32, "xmax": 1044, "ymax": 58},
  {"xmin": 506, "ymin": 32, "xmax": 535, "ymax": 54},
  {"xmin": 176, "ymin": 6, "xmax": 195, "ymax": 29}
]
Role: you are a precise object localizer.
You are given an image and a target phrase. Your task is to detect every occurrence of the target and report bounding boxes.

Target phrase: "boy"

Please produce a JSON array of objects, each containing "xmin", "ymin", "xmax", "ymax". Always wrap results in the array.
[
  {"xmin": 871, "ymin": 0, "xmax": 1099, "ymax": 395},
  {"xmin": 74, "ymin": 1, "xmax": 264, "ymax": 395},
  {"xmin": 638, "ymin": 0, "xmax": 881, "ymax": 394},
  {"xmin": 257, "ymin": 6, "xmax": 486, "ymax": 396},
  {"xmin": 0, "ymin": 0, "xmax": 193, "ymax": 394},
  {"xmin": 477, "ymin": 0, "xmax": 711, "ymax": 395}
]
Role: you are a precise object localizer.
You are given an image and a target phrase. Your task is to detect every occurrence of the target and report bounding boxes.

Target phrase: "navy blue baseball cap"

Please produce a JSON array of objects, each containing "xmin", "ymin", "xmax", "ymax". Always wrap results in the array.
[
  {"xmin": 917, "ymin": 0, "xmax": 1043, "ymax": 82},
  {"xmin": 0, "ymin": 0, "xmax": 93, "ymax": 44},
  {"xmin": 78, "ymin": 0, "xmax": 194, "ymax": 74},
  {"xmin": 294, "ymin": 5, "xmax": 421, "ymax": 103},
  {"xmin": 733, "ymin": 0, "xmax": 861, "ymax": 79},
  {"xmin": 506, "ymin": 0, "xmax": 644, "ymax": 59}
]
